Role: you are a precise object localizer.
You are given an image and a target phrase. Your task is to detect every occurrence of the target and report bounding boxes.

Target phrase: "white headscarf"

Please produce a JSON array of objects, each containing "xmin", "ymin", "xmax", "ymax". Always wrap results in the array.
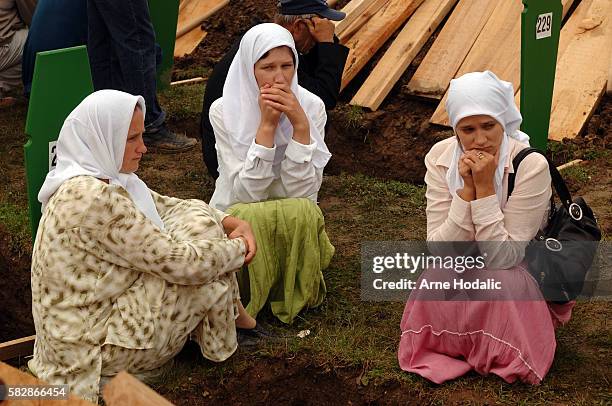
[
  {"xmin": 222, "ymin": 23, "xmax": 331, "ymax": 168},
  {"xmin": 38, "ymin": 89, "xmax": 165, "ymax": 230},
  {"xmin": 444, "ymin": 71, "xmax": 530, "ymax": 207}
]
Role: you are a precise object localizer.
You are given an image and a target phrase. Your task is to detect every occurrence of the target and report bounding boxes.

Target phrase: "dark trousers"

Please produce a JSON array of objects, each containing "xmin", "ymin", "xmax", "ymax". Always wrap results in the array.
[{"xmin": 87, "ymin": 0, "xmax": 165, "ymax": 128}]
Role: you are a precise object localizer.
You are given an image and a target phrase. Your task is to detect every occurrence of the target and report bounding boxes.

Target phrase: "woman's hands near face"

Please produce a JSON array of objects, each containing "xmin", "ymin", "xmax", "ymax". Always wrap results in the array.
[
  {"xmin": 457, "ymin": 155, "xmax": 476, "ymax": 201},
  {"xmin": 260, "ymin": 83, "xmax": 309, "ymax": 131},
  {"xmin": 258, "ymin": 83, "xmax": 282, "ymax": 128},
  {"xmin": 461, "ymin": 149, "xmax": 498, "ymax": 199}
]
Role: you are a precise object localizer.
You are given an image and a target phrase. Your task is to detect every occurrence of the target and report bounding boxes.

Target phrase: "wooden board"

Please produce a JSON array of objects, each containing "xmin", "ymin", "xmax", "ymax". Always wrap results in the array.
[
  {"xmin": 404, "ymin": 0, "xmax": 498, "ymax": 100},
  {"xmin": 341, "ymin": 0, "xmax": 425, "ymax": 90},
  {"xmin": 337, "ymin": 0, "xmax": 390, "ymax": 43},
  {"xmin": 350, "ymin": 0, "xmax": 458, "ymax": 110},
  {"xmin": 548, "ymin": 0, "xmax": 612, "ymax": 140},
  {"xmin": 431, "ymin": 0, "xmax": 576, "ymax": 126},
  {"xmin": 174, "ymin": 26, "xmax": 207, "ymax": 57},
  {"xmin": 429, "ymin": 0, "xmax": 523, "ymax": 126},
  {"xmin": 0, "ymin": 335, "xmax": 35, "ymax": 361},
  {"xmin": 103, "ymin": 371, "xmax": 175, "ymax": 406},
  {"xmin": 0, "ymin": 361, "xmax": 95, "ymax": 405},
  {"xmin": 336, "ymin": 0, "xmax": 375, "ymax": 35}
]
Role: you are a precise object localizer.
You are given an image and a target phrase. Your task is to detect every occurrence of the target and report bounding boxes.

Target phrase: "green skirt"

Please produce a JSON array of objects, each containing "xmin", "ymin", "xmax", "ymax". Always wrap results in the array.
[{"xmin": 228, "ymin": 198, "xmax": 335, "ymax": 324}]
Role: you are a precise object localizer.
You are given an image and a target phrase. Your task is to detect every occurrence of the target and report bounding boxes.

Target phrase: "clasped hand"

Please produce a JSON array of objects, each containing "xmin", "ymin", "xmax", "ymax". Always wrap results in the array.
[
  {"xmin": 257, "ymin": 83, "xmax": 310, "ymax": 145},
  {"xmin": 222, "ymin": 216, "xmax": 256, "ymax": 265},
  {"xmin": 457, "ymin": 149, "xmax": 498, "ymax": 201}
]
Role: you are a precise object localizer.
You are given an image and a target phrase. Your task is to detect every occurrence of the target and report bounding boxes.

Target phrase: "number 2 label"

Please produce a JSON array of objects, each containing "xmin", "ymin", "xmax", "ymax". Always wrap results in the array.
[
  {"xmin": 49, "ymin": 141, "xmax": 57, "ymax": 170},
  {"xmin": 536, "ymin": 12, "xmax": 553, "ymax": 39}
]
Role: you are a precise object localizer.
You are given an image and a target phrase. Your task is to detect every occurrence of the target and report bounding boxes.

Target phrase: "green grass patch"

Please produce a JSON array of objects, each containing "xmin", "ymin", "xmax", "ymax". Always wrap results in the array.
[
  {"xmin": 158, "ymin": 82, "xmax": 205, "ymax": 121},
  {"xmin": 560, "ymin": 165, "xmax": 591, "ymax": 184},
  {"xmin": 0, "ymin": 200, "xmax": 32, "ymax": 254}
]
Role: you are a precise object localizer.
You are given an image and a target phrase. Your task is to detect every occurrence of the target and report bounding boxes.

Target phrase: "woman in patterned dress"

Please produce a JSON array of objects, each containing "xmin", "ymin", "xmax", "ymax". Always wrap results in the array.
[{"xmin": 29, "ymin": 89, "xmax": 257, "ymax": 402}]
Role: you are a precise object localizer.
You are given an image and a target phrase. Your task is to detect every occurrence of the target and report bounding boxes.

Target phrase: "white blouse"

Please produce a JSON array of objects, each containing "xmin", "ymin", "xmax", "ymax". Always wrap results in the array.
[{"xmin": 209, "ymin": 98, "xmax": 327, "ymax": 211}]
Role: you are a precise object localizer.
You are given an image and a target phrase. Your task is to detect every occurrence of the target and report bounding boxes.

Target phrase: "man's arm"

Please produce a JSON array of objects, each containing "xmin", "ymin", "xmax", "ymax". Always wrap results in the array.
[{"xmin": 298, "ymin": 37, "xmax": 349, "ymax": 110}]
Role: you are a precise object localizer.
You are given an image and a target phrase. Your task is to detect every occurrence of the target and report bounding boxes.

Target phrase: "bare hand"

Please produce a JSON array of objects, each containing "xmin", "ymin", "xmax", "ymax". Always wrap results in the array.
[
  {"xmin": 260, "ymin": 83, "xmax": 310, "ymax": 132},
  {"xmin": 222, "ymin": 216, "xmax": 257, "ymax": 265},
  {"xmin": 462, "ymin": 149, "xmax": 498, "ymax": 199},
  {"xmin": 258, "ymin": 83, "xmax": 282, "ymax": 128},
  {"xmin": 304, "ymin": 17, "xmax": 335, "ymax": 43},
  {"xmin": 457, "ymin": 154, "xmax": 475, "ymax": 201}
]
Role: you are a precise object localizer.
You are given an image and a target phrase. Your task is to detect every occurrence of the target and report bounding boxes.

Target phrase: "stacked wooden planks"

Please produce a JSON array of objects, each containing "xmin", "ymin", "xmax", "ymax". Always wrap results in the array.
[
  {"xmin": 174, "ymin": 0, "xmax": 229, "ymax": 58},
  {"xmin": 547, "ymin": 0, "xmax": 612, "ymax": 140},
  {"xmin": 404, "ymin": 0, "xmax": 497, "ymax": 100},
  {"xmin": 350, "ymin": 0, "xmax": 458, "ymax": 110},
  {"xmin": 428, "ymin": 0, "xmax": 575, "ymax": 127}
]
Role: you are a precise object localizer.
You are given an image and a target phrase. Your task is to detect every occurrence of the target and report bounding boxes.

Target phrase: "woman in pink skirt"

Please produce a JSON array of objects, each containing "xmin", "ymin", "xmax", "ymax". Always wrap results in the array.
[{"xmin": 398, "ymin": 71, "xmax": 574, "ymax": 384}]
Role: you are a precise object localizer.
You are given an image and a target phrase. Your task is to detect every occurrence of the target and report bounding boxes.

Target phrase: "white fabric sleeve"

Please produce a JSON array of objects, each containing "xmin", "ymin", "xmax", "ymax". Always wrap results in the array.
[
  {"xmin": 211, "ymin": 102, "xmax": 277, "ymax": 203},
  {"xmin": 279, "ymin": 106, "xmax": 325, "ymax": 198},
  {"xmin": 473, "ymin": 154, "xmax": 552, "ymax": 269},
  {"xmin": 424, "ymin": 150, "xmax": 475, "ymax": 242}
]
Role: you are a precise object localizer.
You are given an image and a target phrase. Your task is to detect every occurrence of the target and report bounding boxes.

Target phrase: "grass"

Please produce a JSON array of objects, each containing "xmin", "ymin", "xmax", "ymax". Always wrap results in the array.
[
  {"xmin": 0, "ymin": 201, "xmax": 31, "ymax": 253},
  {"xmin": 158, "ymin": 82, "xmax": 205, "ymax": 121},
  {"xmin": 560, "ymin": 165, "xmax": 591, "ymax": 184}
]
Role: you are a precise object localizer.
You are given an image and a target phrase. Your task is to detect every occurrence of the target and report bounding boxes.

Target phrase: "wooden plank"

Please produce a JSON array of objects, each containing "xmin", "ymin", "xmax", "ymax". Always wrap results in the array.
[
  {"xmin": 548, "ymin": 0, "xmax": 612, "ymax": 140},
  {"xmin": 0, "ymin": 361, "xmax": 95, "ymax": 405},
  {"xmin": 404, "ymin": 0, "xmax": 498, "ymax": 100},
  {"xmin": 341, "ymin": 0, "xmax": 425, "ymax": 90},
  {"xmin": 171, "ymin": 76, "xmax": 205, "ymax": 86},
  {"xmin": 431, "ymin": 0, "xmax": 576, "ymax": 127},
  {"xmin": 103, "ymin": 371, "xmax": 175, "ymax": 406},
  {"xmin": 557, "ymin": 159, "xmax": 583, "ymax": 171},
  {"xmin": 336, "ymin": 0, "xmax": 374, "ymax": 35},
  {"xmin": 337, "ymin": 0, "xmax": 390, "ymax": 43},
  {"xmin": 0, "ymin": 335, "xmax": 35, "ymax": 361},
  {"xmin": 429, "ymin": 0, "xmax": 523, "ymax": 126},
  {"xmin": 174, "ymin": 27, "xmax": 207, "ymax": 57},
  {"xmin": 351, "ymin": 0, "xmax": 458, "ymax": 110},
  {"xmin": 176, "ymin": 0, "xmax": 228, "ymax": 38}
]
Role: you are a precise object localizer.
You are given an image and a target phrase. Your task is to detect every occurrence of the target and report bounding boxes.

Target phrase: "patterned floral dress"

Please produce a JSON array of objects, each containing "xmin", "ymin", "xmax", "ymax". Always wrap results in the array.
[{"xmin": 28, "ymin": 176, "xmax": 246, "ymax": 402}]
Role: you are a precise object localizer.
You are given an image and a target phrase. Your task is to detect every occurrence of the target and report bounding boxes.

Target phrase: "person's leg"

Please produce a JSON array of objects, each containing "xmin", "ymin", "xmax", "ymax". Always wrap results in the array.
[
  {"xmin": 0, "ymin": 28, "xmax": 28, "ymax": 98},
  {"xmin": 88, "ymin": 0, "xmax": 164, "ymax": 127},
  {"xmin": 87, "ymin": 0, "xmax": 113, "ymax": 91},
  {"xmin": 201, "ymin": 125, "xmax": 220, "ymax": 179},
  {"xmin": 88, "ymin": 0, "xmax": 195, "ymax": 152}
]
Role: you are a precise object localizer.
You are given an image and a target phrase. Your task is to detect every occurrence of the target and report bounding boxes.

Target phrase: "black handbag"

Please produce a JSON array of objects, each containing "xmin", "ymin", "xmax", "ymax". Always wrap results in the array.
[{"xmin": 508, "ymin": 147, "xmax": 601, "ymax": 303}]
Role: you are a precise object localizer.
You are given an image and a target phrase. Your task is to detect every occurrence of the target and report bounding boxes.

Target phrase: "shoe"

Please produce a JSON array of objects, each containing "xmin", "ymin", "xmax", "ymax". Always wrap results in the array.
[
  {"xmin": 143, "ymin": 124, "xmax": 197, "ymax": 153},
  {"xmin": 237, "ymin": 322, "xmax": 280, "ymax": 347}
]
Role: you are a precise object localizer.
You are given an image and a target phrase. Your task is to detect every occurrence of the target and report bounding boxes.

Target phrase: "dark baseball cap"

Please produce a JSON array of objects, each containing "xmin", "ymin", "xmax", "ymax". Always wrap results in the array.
[{"xmin": 278, "ymin": 0, "xmax": 346, "ymax": 21}]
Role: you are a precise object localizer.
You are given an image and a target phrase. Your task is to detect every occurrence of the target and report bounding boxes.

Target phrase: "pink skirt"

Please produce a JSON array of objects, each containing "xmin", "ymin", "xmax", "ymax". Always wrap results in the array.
[{"xmin": 398, "ymin": 266, "xmax": 574, "ymax": 384}]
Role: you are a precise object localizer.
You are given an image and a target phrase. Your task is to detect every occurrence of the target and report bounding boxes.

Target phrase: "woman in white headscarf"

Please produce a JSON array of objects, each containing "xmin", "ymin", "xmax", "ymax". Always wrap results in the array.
[
  {"xmin": 29, "ymin": 89, "xmax": 258, "ymax": 402},
  {"xmin": 208, "ymin": 23, "xmax": 334, "ymax": 324},
  {"xmin": 397, "ymin": 71, "xmax": 574, "ymax": 385}
]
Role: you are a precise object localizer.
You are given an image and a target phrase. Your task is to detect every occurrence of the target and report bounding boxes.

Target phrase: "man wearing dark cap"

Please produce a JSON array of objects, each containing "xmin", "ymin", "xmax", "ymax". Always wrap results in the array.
[{"xmin": 200, "ymin": 0, "xmax": 349, "ymax": 179}]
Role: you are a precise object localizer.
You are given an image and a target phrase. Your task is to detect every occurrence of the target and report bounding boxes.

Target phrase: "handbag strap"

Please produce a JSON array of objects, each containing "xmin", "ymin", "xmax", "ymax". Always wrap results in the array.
[{"xmin": 507, "ymin": 147, "xmax": 573, "ymax": 209}]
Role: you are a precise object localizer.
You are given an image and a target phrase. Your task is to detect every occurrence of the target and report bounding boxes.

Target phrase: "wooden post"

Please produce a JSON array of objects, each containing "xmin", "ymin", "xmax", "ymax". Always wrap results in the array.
[
  {"xmin": 0, "ymin": 336, "xmax": 35, "ymax": 361},
  {"xmin": 0, "ymin": 362, "xmax": 95, "ymax": 405},
  {"xmin": 103, "ymin": 371, "xmax": 175, "ymax": 406}
]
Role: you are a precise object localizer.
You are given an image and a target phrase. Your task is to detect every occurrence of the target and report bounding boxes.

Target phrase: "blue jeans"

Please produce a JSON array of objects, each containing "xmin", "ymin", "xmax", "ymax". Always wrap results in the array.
[{"xmin": 87, "ymin": 0, "xmax": 165, "ymax": 128}]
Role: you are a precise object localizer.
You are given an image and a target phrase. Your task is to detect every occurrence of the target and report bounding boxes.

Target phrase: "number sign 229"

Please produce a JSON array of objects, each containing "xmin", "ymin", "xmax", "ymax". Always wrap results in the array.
[
  {"xmin": 536, "ymin": 12, "xmax": 553, "ymax": 39},
  {"xmin": 49, "ymin": 141, "xmax": 57, "ymax": 171}
]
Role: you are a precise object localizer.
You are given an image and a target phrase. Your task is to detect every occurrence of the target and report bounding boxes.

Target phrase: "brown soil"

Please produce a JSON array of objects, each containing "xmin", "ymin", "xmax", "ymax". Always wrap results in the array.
[{"xmin": 0, "ymin": 225, "xmax": 33, "ymax": 343}]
